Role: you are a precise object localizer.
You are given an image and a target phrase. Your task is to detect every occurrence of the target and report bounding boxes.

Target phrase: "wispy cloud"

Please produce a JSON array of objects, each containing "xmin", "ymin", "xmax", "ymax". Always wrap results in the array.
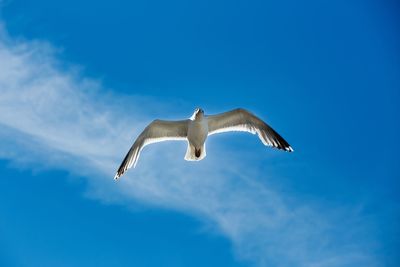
[{"xmin": 0, "ymin": 24, "xmax": 380, "ymax": 266}]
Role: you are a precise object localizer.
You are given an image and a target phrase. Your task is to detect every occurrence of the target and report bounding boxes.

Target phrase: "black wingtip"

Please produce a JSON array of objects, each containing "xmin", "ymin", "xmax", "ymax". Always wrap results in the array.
[
  {"xmin": 114, "ymin": 169, "xmax": 124, "ymax": 180},
  {"xmin": 286, "ymin": 146, "xmax": 294, "ymax": 152}
]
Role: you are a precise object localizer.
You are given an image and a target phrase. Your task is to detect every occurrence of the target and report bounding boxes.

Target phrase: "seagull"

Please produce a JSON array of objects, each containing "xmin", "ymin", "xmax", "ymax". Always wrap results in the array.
[{"xmin": 114, "ymin": 108, "xmax": 293, "ymax": 179}]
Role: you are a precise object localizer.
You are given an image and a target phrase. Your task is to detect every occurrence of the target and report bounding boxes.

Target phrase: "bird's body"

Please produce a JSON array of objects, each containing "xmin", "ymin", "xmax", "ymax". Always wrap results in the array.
[
  {"xmin": 185, "ymin": 112, "xmax": 208, "ymax": 161},
  {"xmin": 114, "ymin": 108, "xmax": 293, "ymax": 179}
]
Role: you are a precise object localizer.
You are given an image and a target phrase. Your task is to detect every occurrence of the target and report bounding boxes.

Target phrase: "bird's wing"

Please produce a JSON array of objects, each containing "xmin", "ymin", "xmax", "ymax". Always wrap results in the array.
[
  {"xmin": 114, "ymin": 119, "xmax": 189, "ymax": 179},
  {"xmin": 207, "ymin": 108, "xmax": 293, "ymax": 152}
]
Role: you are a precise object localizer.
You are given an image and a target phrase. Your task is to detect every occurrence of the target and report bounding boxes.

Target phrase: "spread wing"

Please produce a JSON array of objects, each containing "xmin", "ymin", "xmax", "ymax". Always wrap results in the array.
[
  {"xmin": 207, "ymin": 108, "xmax": 293, "ymax": 152},
  {"xmin": 114, "ymin": 119, "xmax": 189, "ymax": 179}
]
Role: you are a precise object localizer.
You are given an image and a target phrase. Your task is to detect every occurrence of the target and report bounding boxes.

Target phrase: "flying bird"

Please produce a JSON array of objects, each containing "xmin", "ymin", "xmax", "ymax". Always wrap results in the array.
[{"xmin": 114, "ymin": 108, "xmax": 293, "ymax": 179}]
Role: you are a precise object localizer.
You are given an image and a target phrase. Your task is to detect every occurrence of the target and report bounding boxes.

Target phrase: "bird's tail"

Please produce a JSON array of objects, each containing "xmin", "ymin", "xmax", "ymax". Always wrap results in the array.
[{"xmin": 184, "ymin": 143, "xmax": 206, "ymax": 161}]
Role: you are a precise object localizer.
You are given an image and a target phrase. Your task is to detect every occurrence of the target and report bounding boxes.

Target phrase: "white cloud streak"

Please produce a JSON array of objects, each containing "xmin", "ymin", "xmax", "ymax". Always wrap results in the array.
[{"xmin": 0, "ymin": 25, "xmax": 380, "ymax": 267}]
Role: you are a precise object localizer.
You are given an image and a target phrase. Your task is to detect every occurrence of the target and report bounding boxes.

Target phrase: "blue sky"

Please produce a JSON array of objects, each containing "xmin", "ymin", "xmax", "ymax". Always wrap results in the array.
[{"xmin": 0, "ymin": 0, "xmax": 399, "ymax": 266}]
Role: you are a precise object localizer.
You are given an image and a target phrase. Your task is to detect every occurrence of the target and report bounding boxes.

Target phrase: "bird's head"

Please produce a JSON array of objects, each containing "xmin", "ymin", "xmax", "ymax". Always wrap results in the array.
[{"xmin": 191, "ymin": 107, "xmax": 204, "ymax": 120}]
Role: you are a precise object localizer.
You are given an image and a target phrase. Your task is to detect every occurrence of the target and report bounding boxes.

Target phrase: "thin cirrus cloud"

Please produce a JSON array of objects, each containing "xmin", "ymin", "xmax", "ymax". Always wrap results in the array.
[{"xmin": 0, "ymin": 25, "xmax": 379, "ymax": 267}]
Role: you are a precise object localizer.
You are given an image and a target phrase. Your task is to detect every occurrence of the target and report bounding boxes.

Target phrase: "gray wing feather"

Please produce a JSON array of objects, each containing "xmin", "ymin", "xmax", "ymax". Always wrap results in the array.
[
  {"xmin": 207, "ymin": 108, "xmax": 293, "ymax": 152},
  {"xmin": 114, "ymin": 119, "xmax": 189, "ymax": 179}
]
